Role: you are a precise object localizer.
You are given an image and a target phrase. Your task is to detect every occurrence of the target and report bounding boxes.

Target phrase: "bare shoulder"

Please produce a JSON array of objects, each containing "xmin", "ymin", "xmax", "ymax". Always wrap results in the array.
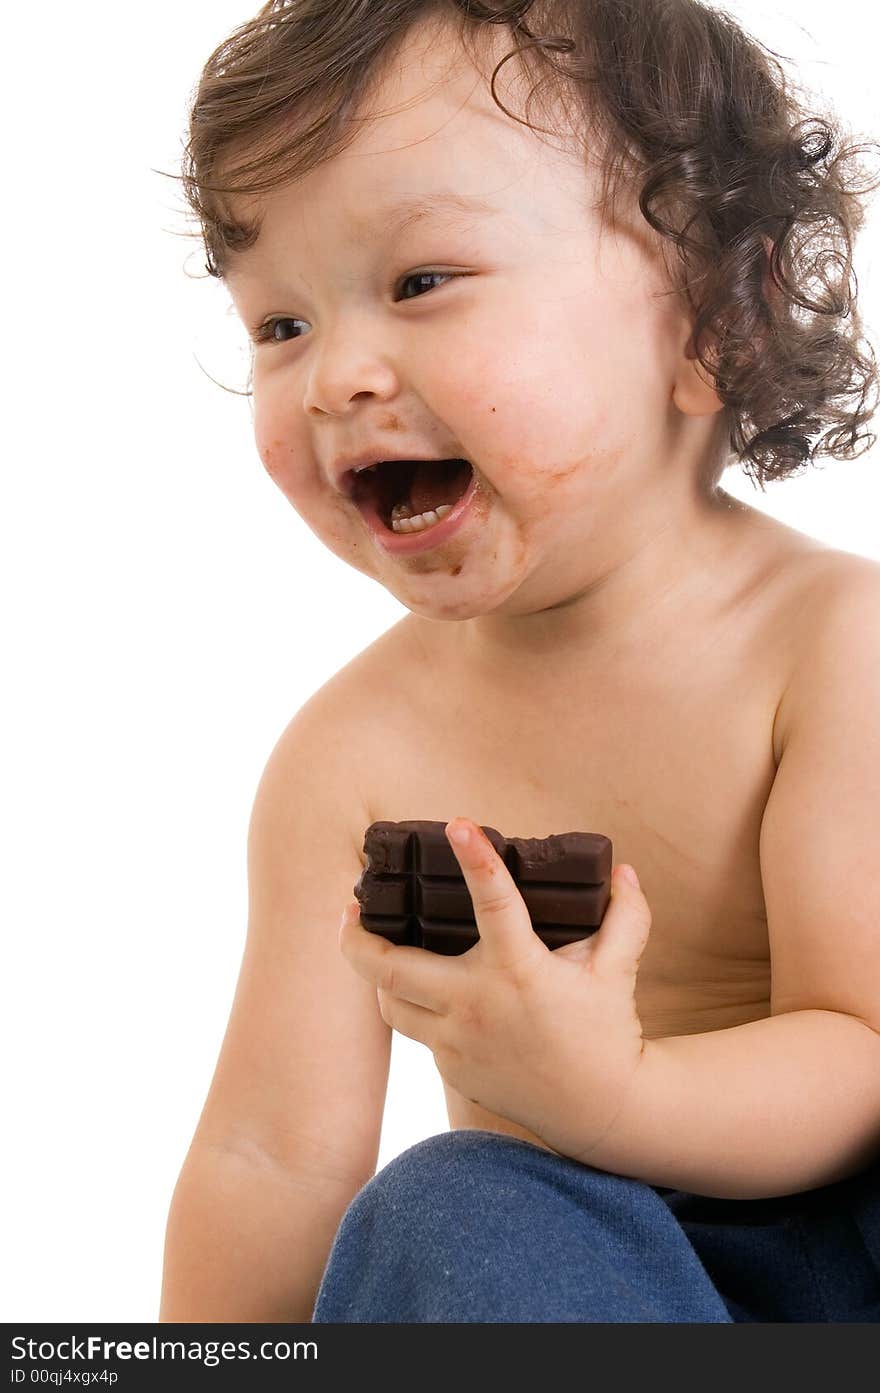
[
  {"xmin": 772, "ymin": 542, "xmax": 880, "ymax": 757},
  {"xmin": 795, "ymin": 544, "xmax": 880, "ymax": 653},
  {"xmin": 275, "ymin": 618, "xmax": 416, "ymax": 811},
  {"xmin": 777, "ymin": 534, "xmax": 880, "ymax": 631}
]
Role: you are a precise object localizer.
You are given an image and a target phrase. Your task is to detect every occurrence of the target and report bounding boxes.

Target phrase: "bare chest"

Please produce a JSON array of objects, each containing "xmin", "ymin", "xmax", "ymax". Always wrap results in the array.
[
  {"xmin": 367, "ymin": 639, "xmax": 779, "ymax": 1041},
  {"xmin": 367, "ymin": 651, "xmax": 780, "ymax": 1145}
]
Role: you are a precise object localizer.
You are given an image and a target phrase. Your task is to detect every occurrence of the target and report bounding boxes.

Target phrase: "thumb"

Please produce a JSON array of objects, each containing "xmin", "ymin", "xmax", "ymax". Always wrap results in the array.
[{"xmin": 589, "ymin": 864, "xmax": 652, "ymax": 981}]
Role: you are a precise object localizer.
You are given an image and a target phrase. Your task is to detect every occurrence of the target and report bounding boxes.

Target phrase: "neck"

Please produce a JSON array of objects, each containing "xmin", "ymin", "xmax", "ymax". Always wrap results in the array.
[{"xmin": 442, "ymin": 484, "xmax": 757, "ymax": 678}]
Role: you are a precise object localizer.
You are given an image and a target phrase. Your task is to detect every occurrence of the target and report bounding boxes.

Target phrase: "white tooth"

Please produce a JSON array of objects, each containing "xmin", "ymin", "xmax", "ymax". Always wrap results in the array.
[{"xmin": 390, "ymin": 504, "xmax": 453, "ymax": 534}]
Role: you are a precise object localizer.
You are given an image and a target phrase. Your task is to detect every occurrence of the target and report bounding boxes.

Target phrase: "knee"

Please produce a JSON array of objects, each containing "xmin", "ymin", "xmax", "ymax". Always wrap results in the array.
[
  {"xmin": 360, "ymin": 1129, "xmax": 535, "ymax": 1204},
  {"xmin": 314, "ymin": 1131, "xmax": 549, "ymax": 1321},
  {"xmin": 338, "ymin": 1128, "xmax": 664, "ymax": 1251},
  {"xmin": 344, "ymin": 1129, "xmax": 504, "ymax": 1212},
  {"xmin": 345, "ymin": 1128, "xmax": 647, "ymax": 1239},
  {"xmin": 335, "ymin": 1130, "xmax": 528, "ymax": 1235},
  {"xmin": 313, "ymin": 1130, "xmax": 691, "ymax": 1324},
  {"xmin": 380, "ymin": 1128, "xmax": 519, "ymax": 1178}
]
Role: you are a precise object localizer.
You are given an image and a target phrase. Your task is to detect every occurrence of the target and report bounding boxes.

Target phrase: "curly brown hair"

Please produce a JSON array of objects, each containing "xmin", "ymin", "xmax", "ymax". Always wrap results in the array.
[{"xmin": 170, "ymin": 0, "xmax": 880, "ymax": 490}]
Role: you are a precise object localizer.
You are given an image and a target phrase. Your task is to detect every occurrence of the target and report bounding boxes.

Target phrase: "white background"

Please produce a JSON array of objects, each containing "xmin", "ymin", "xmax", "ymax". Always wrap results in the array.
[{"xmin": 2, "ymin": 1, "xmax": 878, "ymax": 1320}]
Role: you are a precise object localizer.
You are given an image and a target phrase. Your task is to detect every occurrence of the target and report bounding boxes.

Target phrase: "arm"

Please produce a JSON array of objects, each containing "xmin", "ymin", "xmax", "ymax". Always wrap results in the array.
[
  {"xmin": 583, "ymin": 1010, "xmax": 880, "ymax": 1199},
  {"xmin": 160, "ymin": 678, "xmax": 391, "ymax": 1321},
  {"xmin": 586, "ymin": 560, "xmax": 880, "ymax": 1200},
  {"xmin": 160, "ymin": 1143, "xmax": 365, "ymax": 1322}
]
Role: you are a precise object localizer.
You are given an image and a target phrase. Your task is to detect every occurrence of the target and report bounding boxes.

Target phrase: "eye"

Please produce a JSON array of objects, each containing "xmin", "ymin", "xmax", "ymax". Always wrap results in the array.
[
  {"xmin": 252, "ymin": 317, "xmax": 306, "ymax": 345},
  {"xmin": 396, "ymin": 270, "xmax": 454, "ymax": 301}
]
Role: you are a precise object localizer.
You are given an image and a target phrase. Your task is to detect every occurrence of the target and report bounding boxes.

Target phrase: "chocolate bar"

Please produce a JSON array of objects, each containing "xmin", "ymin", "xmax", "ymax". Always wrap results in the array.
[{"xmin": 354, "ymin": 820, "xmax": 613, "ymax": 955}]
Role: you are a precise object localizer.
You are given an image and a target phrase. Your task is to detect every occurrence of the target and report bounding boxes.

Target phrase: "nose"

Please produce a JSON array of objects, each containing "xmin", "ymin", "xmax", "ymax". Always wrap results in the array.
[{"xmin": 303, "ymin": 318, "xmax": 402, "ymax": 417}]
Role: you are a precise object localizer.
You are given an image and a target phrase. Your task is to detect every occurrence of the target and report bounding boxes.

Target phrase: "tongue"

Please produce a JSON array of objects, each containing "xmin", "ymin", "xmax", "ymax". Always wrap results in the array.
[{"xmin": 408, "ymin": 459, "xmax": 471, "ymax": 516}]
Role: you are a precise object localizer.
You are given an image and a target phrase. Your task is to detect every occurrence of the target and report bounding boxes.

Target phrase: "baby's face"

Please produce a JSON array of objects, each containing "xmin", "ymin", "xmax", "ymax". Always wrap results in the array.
[{"xmin": 224, "ymin": 12, "xmax": 722, "ymax": 624}]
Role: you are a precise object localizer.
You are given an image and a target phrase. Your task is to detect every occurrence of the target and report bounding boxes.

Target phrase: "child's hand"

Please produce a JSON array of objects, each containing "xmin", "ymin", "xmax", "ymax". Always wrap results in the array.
[{"xmin": 339, "ymin": 816, "xmax": 653, "ymax": 1164}]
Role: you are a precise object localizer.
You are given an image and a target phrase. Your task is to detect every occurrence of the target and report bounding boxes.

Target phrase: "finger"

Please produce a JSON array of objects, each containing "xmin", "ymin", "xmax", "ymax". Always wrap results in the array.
[
  {"xmin": 338, "ymin": 901, "xmax": 456, "ymax": 1012},
  {"xmin": 376, "ymin": 986, "xmax": 437, "ymax": 1047},
  {"xmin": 589, "ymin": 865, "xmax": 652, "ymax": 981},
  {"xmin": 445, "ymin": 818, "xmax": 544, "ymax": 968}
]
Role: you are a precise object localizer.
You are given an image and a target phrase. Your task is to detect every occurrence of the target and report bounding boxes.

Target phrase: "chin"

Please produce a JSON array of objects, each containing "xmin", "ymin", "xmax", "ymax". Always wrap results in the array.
[{"xmin": 396, "ymin": 574, "xmax": 527, "ymax": 623}]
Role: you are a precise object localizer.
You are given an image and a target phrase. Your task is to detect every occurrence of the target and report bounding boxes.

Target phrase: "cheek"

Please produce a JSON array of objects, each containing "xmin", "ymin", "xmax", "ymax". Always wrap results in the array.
[
  {"xmin": 255, "ymin": 432, "xmax": 326, "ymax": 521},
  {"xmin": 254, "ymin": 390, "xmax": 295, "ymax": 481},
  {"xmin": 257, "ymin": 437, "xmax": 297, "ymax": 493},
  {"xmin": 254, "ymin": 407, "xmax": 304, "ymax": 495},
  {"xmin": 453, "ymin": 333, "xmax": 614, "ymax": 501}
]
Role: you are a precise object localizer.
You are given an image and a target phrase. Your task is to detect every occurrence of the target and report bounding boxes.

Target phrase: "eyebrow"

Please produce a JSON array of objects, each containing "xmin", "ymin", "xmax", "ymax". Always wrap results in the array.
[
  {"xmin": 225, "ymin": 190, "xmax": 499, "ymax": 284},
  {"xmin": 356, "ymin": 191, "xmax": 499, "ymax": 237}
]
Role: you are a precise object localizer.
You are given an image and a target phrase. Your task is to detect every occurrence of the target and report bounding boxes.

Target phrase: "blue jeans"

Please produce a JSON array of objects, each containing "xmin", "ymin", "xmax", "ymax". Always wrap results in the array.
[{"xmin": 312, "ymin": 1129, "xmax": 880, "ymax": 1322}]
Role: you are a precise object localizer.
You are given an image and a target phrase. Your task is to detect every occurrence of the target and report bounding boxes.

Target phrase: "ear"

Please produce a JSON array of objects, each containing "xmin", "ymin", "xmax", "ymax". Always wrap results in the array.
[
  {"xmin": 668, "ymin": 268, "xmax": 725, "ymax": 417},
  {"xmin": 672, "ymin": 234, "xmax": 778, "ymax": 419},
  {"xmin": 671, "ymin": 326, "xmax": 726, "ymax": 417}
]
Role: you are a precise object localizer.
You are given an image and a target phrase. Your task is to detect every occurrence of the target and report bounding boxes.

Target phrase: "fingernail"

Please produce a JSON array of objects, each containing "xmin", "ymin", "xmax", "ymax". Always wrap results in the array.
[
  {"xmin": 446, "ymin": 820, "xmax": 471, "ymax": 850},
  {"xmin": 617, "ymin": 865, "xmax": 640, "ymax": 889}
]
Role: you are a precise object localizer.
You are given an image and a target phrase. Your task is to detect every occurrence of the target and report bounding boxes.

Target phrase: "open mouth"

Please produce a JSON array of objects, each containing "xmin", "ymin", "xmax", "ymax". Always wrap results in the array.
[{"xmin": 351, "ymin": 459, "xmax": 474, "ymax": 534}]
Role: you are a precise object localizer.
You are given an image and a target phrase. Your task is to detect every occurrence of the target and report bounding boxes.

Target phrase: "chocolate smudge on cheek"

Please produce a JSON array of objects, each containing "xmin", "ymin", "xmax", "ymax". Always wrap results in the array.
[
  {"xmin": 257, "ymin": 437, "xmax": 305, "ymax": 494},
  {"xmin": 258, "ymin": 439, "xmax": 283, "ymax": 481},
  {"xmin": 526, "ymin": 455, "xmax": 594, "ymax": 534}
]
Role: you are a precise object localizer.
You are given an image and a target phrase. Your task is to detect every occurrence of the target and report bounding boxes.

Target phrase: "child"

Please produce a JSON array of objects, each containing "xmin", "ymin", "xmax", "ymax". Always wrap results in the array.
[{"xmin": 160, "ymin": 0, "xmax": 880, "ymax": 1322}]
